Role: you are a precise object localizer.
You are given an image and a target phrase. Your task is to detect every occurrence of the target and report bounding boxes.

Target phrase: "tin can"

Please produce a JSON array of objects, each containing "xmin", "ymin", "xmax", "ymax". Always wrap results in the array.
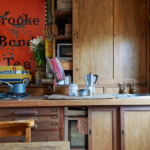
[
  {"xmin": 65, "ymin": 74, "xmax": 72, "ymax": 85},
  {"xmin": 45, "ymin": 37, "xmax": 52, "ymax": 58},
  {"xmin": 35, "ymin": 68, "xmax": 46, "ymax": 85}
]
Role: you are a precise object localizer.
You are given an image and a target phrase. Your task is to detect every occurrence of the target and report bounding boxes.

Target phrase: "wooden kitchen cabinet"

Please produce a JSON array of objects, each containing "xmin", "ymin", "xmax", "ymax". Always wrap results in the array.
[
  {"xmin": 120, "ymin": 107, "xmax": 150, "ymax": 150},
  {"xmin": 73, "ymin": 0, "xmax": 149, "ymax": 88},
  {"xmin": 88, "ymin": 107, "xmax": 118, "ymax": 150}
]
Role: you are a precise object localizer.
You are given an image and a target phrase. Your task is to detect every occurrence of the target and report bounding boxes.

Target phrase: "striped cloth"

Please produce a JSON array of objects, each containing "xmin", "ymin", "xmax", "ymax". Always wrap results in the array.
[
  {"xmin": 77, "ymin": 117, "xmax": 88, "ymax": 135},
  {"xmin": 47, "ymin": 57, "xmax": 65, "ymax": 81}
]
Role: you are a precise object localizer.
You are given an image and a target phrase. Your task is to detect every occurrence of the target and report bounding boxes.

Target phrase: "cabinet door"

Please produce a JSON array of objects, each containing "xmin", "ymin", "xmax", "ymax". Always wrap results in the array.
[
  {"xmin": 120, "ymin": 107, "xmax": 150, "ymax": 150},
  {"xmin": 88, "ymin": 107, "xmax": 118, "ymax": 150},
  {"xmin": 73, "ymin": 0, "xmax": 115, "ymax": 85},
  {"xmin": 73, "ymin": 0, "xmax": 148, "ymax": 85},
  {"xmin": 119, "ymin": 0, "xmax": 148, "ymax": 84}
]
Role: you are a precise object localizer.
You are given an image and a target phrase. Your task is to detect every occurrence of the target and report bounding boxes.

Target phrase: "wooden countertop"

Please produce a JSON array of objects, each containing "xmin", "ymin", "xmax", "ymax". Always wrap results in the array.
[{"xmin": 0, "ymin": 96, "xmax": 150, "ymax": 107}]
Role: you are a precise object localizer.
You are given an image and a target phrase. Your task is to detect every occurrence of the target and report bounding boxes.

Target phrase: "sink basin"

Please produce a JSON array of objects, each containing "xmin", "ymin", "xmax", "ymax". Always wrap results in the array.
[{"xmin": 112, "ymin": 93, "xmax": 150, "ymax": 99}]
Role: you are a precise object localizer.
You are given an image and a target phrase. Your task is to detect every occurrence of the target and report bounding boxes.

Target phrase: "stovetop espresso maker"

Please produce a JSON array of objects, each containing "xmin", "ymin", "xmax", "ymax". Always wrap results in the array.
[{"xmin": 85, "ymin": 73, "xmax": 98, "ymax": 96}]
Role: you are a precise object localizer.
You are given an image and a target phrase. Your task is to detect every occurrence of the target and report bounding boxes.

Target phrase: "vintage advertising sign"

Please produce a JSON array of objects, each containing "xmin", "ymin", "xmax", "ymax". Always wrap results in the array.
[{"xmin": 0, "ymin": 0, "xmax": 45, "ymax": 79}]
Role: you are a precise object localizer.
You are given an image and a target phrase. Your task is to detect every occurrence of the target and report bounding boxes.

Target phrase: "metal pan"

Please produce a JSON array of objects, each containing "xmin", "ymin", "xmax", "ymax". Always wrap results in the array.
[{"xmin": 0, "ymin": 81, "xmax": 26, "ymax": 94}]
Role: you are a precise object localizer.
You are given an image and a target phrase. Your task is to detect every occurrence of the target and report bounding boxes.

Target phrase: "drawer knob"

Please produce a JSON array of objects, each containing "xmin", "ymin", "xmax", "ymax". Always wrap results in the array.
[
  {"xmin": 52, "ymin": 108, "xmax": 58, "ymax": 112},
  {"xmin": 26, "ymin": 90, "xmax": 36, "ymax": 92},
  {"xmin": 52, "ymin": 115, "xmax": 58, "ymax": 119},
  {"xmin": 15, "ymin": 117, "xmax": 37, "ymax": 121},
  {"xmin": 51, "ymin": 122, "xmax": 58, "ymax": 126}
]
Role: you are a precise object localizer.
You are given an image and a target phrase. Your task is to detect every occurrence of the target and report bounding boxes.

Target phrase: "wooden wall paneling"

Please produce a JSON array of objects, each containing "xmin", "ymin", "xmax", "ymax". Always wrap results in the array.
[
  {"xmin": 120, "ymin": 107, "xmax": 150, "ymax": 150},
  {"xmin": 73, "ymin": 0, "xmax": 79, "ymax": 84},
  {"xmin": 88, "ymin": 107, "xmax": 117, "ymax": 150}
]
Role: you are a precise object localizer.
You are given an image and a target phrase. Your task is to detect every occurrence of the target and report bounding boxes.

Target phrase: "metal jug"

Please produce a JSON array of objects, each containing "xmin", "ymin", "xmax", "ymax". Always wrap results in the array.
[{"xmin": 84, "ymin": 73, "xmax": 98, "ymax": 86}]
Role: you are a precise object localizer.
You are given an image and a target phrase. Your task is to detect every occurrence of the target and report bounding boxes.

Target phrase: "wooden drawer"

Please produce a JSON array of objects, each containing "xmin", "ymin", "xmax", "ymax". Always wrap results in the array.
[
  {"xmin": 0, "ymin": 116, "xmax": 59, "ymax": 130},
  {"xmin": 0, "ymin": 131, "xmax": 59, "ymax": 142},
  {"xmin": 26, "ymin": 87, "xmax": 52, "ymax": 96},
  {"xmin": 0, "ymin": 108, "xmax": 58, "ymax": 116}
]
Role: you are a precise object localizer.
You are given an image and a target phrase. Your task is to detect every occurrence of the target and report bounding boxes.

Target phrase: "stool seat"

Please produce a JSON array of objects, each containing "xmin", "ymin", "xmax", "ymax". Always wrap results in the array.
[
  {"xmin": 0, "ymin": 119, "xmax": 34, "ymax": 142},
  {"xmin": 0, "ymin": 119, "xmax": 34, "ymax": 128}
]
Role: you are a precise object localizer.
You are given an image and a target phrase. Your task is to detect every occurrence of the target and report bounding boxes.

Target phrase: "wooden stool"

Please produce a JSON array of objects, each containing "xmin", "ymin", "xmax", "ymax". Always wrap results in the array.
[{"xmin": 0, "ymin": 119, "xmax": 34, "ymax": 142}]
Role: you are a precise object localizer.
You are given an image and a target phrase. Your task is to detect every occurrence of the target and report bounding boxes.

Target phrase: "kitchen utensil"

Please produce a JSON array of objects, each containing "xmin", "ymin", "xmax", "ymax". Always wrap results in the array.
[
  {"xmin": 77, "ymin": 89, "xmax": 87, "ymax": 97},
  {"xmin": 69, "ymin": 82, "xmax": 78, "ymax": 96},
  {"xmin": 0, "ymin": 80, "xmax": 26, "ymax": 94},
  {"xmin": 85, "ymin": 73, "xmax": 98, "ymax": 87},
  {"xmin": 85, "ymin": 73, "xmax": 98, "ymax": 96}
]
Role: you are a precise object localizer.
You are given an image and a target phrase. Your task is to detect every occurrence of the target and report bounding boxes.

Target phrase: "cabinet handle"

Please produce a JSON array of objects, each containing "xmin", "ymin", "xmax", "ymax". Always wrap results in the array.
[
  {"xmin": 52, "ymin": 115, "xmax": 58, "ymax": 119},
  {"xmin": 51, "ymin": 122, "xmax": 58, "ymax": 126},
  {"xmin": 15, "ymin": 117, "xmax": 37, "ymax": 121},
  {"xmin": 76, "ymin": 32, "xmax": 78, "ymax": 38},
  {"xmin": 89, "ymin": 129, "xmax": 92, "ymax": 135},
  {"xmin": 14, "ymin": 110, "xmax": 37, "ymax": 115},
  {"xmin": 26, "ymin": 90, "xmax": 36, "ymax": 92},
  {"xmin": 51, "ymin": 108, "xmax": 58, "ymax": 112},
  {"xmin": 142, "ymin": 33, "xmax": 145, "ymax": 39},
  {"xmin": 122, "ymin": 130, "xmax": 124, "ymax": 136}
]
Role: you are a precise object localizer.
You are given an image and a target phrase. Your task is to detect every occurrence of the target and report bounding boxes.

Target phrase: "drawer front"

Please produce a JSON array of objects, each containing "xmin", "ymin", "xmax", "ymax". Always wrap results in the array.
[
  {"xmin": 0, "ymin": 108, "xmax": 59, "ymax": 116},
  {"xmin": 26, "ymin": 87, "xmax": 52, "ymax": 96},
  {"xmin": 0, "ymin": 131, "xmax": 59, "ymax": 142},
  {"xmin": 0, "ymin": 116, "xmax": 59, "ymax": 130}
]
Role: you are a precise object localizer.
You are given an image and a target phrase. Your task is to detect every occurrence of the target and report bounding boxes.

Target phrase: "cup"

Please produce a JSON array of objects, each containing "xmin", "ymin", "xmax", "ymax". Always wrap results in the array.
[{"xmin": 77, "ymin": 89, "xmax": 87, "ymax": 97}]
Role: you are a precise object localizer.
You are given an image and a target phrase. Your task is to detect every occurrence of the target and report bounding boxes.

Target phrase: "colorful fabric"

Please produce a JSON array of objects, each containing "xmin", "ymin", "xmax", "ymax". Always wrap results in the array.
[
  {"xmin": 77, "ymin": 117, "xmax": 88, "ymax": 135},
  {"xmin": 47, "ymin": 58, "xmax": 65, "ymax": 81}
]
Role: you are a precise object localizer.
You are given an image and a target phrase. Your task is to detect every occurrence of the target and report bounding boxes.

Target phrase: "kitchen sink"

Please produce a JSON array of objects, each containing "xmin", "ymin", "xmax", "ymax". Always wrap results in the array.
[{"xmin": 112, "ymin": 93, "xmax": 150, "ymax": 99}]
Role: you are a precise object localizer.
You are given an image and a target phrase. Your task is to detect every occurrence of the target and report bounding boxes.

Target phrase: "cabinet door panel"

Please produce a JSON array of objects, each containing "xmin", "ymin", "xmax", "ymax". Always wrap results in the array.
[
  {"xmin": 119, "ymin": 0, "xmax": 147, "ymax": 84},
  {"xmin": 88, "ymin": 107, "xmax": 117, "ymax": 150},
  {"xmin": 73, "ymin": 0, "xmax": 115, "ymax": 85},
  {"xmin": 121, "ymin": 107, "xmax": 150, "ymax": 150},
  {"xmin": 73, "ymin": 0, "xmax": 148, "ymax": 85}
]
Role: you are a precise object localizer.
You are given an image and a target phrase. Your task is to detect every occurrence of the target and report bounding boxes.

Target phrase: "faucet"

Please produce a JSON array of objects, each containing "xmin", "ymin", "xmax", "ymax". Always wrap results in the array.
[
  {"xmin": 122, "ymin": 81, "xmax": 127, "ymax": 94},
  {"xmin": 132, "ymin": 81, "xmax": 137, "ymax": 94}
]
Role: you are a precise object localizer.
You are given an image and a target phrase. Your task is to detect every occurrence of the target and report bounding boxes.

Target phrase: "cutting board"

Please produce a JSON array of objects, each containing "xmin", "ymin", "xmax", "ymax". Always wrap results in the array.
[{"xmin": 48, "ymin": 94, "xmax": 116, "ymax": 100}]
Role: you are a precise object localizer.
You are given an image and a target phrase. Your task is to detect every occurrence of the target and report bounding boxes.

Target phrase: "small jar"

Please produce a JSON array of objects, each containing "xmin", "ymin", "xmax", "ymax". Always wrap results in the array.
[
  {"xmin": 35, "ymin": 68, "xmax": 46, "ymax": 85},
  {"xmin": 69, "ymin": 82, "xmax": 78, "ymax": 96}
]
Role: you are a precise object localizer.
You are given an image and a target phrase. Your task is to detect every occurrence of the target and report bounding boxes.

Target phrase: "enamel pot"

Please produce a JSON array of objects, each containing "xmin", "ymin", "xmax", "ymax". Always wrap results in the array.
[
  {"xmin": 9, "ymin": 83, "xmax": 26, "ymax": 94},
  {"xmin": 0, "ymin": 80, "xmax": 26, "ymax": 94}
]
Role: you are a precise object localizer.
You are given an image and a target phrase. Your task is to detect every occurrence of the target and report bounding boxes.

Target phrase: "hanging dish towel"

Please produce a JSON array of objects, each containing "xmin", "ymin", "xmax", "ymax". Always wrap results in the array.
[
  {"xmin": 77, "ymin": 117, "xmax": 88, "ymax": 135},
  {"xmin": 47, "ymin": 57, "xmax": 65, "ymax": 81}
]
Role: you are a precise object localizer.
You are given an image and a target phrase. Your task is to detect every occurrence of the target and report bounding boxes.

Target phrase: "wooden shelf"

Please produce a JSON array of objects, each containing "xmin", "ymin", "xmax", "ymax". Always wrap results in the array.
[
  {"xmin": 60, "ymin": 60, "xmax": 72, "ymax": 70},
  {"xmin": 55, "ymin": 10, "xmax": 72, "ymax": 20},
  {"xmin": 56, "ymin": 35, "xmax": 72, "ymax": 40}
]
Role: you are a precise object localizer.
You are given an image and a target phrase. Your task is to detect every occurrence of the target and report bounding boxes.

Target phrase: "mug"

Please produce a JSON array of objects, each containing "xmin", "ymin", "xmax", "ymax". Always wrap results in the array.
[{"xmin": 77, "ymin": 89, "xmax": 87, "ymax": 97}]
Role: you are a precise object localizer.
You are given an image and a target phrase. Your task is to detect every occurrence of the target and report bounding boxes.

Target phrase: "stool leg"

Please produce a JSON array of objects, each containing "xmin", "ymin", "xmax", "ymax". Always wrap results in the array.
[{"xmin": 25, "ymin": 127, "xmax": 31, "ymax": 142}]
